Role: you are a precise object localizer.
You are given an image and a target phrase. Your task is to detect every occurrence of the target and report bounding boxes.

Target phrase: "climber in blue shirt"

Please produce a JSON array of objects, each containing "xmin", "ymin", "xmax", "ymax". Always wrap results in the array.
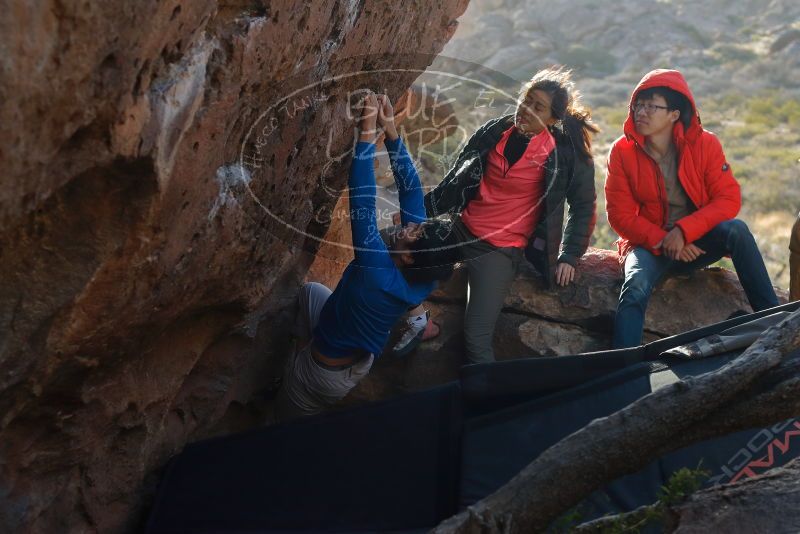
[{"xmin": 275, "ymin": 92, "xmax": 458, "ymax": 420}]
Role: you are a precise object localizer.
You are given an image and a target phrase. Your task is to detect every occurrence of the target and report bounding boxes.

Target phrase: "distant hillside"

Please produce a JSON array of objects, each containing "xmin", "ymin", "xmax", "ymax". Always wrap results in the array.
[
  {"xmin": 429, "ymin": 0, "xmax": 800, "ymax": 289},
  {"xmin": 444, "ymin": 0, "xmax": 800, "ymax": 96}
]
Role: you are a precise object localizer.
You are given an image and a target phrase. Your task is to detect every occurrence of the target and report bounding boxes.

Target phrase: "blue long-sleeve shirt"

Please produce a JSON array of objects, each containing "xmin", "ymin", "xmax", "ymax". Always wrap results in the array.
[{"xmin": 313, "ymin": 137, "xmax": 434, "ymax": 358}]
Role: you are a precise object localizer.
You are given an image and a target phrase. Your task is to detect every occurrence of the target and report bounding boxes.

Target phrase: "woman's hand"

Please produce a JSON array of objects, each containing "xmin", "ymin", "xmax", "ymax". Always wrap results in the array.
[
  {"xmin": 377, "ymin": 94, "xmax": 398, "ymax": 140},
  {"xmin": 555, "ymin": 262, "xmax": 576, "ymax": 287},
  {"xmin": 358, "ymin": 92, "xmax": 379, "ymax": 143}
]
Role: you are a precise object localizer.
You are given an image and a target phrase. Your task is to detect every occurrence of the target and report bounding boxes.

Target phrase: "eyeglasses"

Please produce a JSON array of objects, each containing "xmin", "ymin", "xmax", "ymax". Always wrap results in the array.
[{"xmin": 631, "ymin": 102, "xmax": 669, "ymax": 115}]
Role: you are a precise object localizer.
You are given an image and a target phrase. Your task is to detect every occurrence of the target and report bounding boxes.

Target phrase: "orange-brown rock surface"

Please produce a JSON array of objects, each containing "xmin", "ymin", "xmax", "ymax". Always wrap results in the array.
[
  {"xmin": 305, "ymin": 83, "xmax": 459, "ymax": 289},
  {"xmin": 0, "ymin": 1, "xmax": 468, "ymax": 531}
]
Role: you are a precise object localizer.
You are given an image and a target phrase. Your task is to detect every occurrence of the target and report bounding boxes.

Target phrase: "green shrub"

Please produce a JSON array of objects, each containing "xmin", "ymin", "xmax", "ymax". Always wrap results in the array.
[
  {"xmin": 711, "ymin": 43, "xmax": 759, "ymax": 64},
  {"xmin": 745, "ymin": 94, "xmax": 800, "ymax": 126},
  {"xmin": 675, "ymin": 21, "xmax": 713, "ymax": 47},
  {"xmin": 556, "ymin": 45, "xmax": 617, "ymax": 75}
]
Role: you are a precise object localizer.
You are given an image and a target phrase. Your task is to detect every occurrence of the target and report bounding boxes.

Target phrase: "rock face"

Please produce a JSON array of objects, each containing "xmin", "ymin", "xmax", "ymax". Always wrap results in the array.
[
  {"xmin": 0, "ymin": 1, "xmax": 468, "ymax": 532},
  {"xmin": 664, "ymin": 456, "xmax": 800, "ymax": 533},
  {"xmin": 305, "ymin": 83, "xmax": 460, "ymax": 289},
  {"xmin": 345, "ymin": 248, "xmax": 789, "ymax": 405}
]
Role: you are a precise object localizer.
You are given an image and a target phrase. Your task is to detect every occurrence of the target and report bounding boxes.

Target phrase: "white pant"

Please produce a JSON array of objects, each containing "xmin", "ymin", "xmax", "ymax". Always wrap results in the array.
[{"xmin": 275, "ymin": 282, "xmax": 374, "ymax": 420}]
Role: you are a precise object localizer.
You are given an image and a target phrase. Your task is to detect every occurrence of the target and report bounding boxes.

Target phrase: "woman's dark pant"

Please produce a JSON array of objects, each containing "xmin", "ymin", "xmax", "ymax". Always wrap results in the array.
[
  {"xmin": 452, "ymin": 220, "xmax": 523, "ymax": 364},
  {"xmin": 613, "ymin": 219, "xmax": 779, "ymax": 349}
]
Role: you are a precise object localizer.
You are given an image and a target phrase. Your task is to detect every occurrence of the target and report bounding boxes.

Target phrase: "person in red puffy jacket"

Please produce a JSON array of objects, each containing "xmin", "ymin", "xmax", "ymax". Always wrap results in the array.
[{"xmin": 605, "ymin": 69, "xmax": 779, "ymax": 348}]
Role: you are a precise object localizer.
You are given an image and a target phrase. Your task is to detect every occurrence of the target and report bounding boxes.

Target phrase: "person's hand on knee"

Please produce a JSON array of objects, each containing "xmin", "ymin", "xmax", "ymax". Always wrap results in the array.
[
  {"xmin": 661, "ymin": 227, "xmax": 685, "ymax": 259},
  {"xmin": 677, "ymin": 243, "xmax": 705, "ymax": 262}
]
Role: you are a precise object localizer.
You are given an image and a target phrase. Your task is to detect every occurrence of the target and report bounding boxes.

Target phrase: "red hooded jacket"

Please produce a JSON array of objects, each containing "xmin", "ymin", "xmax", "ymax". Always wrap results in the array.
[{"xmin": 604, "ymin": 69, "xmax": 741, "ymax": 257}]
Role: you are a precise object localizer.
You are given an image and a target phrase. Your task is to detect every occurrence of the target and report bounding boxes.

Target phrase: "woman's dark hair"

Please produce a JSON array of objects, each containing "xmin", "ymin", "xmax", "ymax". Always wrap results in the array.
[
  {"xmin": 636, "ymin": 86, "xmax": 693, "ymax": 130},
  {"xmin": 520, "ymin": 66, "xmax": 600, "ymax": 165},
  {"xmin": 401, "ymin": 220, "xmax": 458, "ymax": 285}
]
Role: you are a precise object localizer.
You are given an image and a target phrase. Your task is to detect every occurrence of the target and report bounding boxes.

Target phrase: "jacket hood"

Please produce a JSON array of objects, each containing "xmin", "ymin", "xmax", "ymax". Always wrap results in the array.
[{"xmin": 623, "ymin": 69, "xmax": 702, "ymax": 146}]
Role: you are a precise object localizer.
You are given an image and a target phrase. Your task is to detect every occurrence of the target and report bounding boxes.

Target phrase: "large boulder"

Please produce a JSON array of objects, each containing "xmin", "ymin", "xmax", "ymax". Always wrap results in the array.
[
  {"xmin": 0, "ymin": 0, "xmax": 469, "ymax": 531},
  {"xmin": 663, "ymin": 456, "xmax": 800, "ymax": 532},
  {"xmin": 346, "ymin": 247, "xmax": 788, "ymax": 405}
]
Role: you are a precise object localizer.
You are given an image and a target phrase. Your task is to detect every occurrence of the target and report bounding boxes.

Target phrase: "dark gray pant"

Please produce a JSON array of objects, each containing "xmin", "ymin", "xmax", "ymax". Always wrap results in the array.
[{"xmin": 453, "ymin": 220, "xmax": 523, "ymax": 364}]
